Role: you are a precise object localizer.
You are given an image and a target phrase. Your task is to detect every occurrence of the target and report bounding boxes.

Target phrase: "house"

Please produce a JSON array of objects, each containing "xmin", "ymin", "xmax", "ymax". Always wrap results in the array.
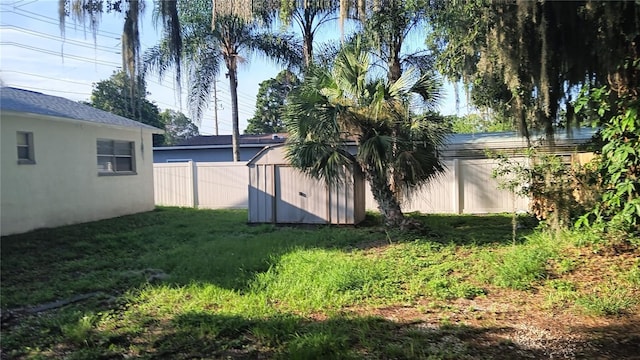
[
  {"xmin": 0, "ymin": 87, "xmax": 163, "ymax": 236},
  {"xmin": 153, "ymin": 133, "xmax": 287, "ymax": 163},
  {"xmin": 247, "ymin": 144, "xmax": 366, "ymax": 225}
]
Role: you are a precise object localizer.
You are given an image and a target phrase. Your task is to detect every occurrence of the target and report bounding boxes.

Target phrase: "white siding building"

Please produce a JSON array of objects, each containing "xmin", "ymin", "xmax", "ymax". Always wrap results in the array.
[{"xmin": 1, "ymin": 87, "xmax": 163, "ymax": 236}]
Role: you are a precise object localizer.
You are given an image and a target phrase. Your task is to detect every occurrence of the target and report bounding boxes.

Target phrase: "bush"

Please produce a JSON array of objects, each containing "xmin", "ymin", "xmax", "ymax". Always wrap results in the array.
[{"xmin": 492, "ymin": 150, "xmax": 599, "ymax": 232}]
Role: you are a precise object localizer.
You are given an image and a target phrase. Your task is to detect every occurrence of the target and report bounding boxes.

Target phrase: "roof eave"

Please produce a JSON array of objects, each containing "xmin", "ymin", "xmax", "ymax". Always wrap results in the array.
[{"xmin": 2, "ymin": 110, "xmax": 164, "ymax": 134}]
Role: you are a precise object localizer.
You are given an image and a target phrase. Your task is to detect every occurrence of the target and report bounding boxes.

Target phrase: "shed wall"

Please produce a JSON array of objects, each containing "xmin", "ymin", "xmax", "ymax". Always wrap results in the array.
[{"xmin": 247, "ymin": 146, "xmax": 364, "ymax": 224}]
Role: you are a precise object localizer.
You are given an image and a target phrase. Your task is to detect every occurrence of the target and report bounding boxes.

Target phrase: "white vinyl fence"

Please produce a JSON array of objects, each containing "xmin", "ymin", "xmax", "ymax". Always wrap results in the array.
[
  {"xmin": 154, "ymin": 159, "xmax": 529, "ymax": 214},
  {"xmin": 154, "ymin": 161, "xmax": 249, "ymax": 209}
]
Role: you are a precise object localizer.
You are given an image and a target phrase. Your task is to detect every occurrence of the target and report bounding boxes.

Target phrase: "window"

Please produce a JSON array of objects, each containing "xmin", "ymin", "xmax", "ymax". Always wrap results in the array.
[
  {"xmin": 17, "ymin": 131, "xmax": 35, "ymax": 164},
  {"xmin": 97, "ymin": 139, "xmax": 135, "ymax": 175}
]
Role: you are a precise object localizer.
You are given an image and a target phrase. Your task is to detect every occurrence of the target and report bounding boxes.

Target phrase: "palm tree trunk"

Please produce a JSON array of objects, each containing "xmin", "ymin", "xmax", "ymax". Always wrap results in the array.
[
  {"xmin": 364, "ymin": 166, "xmax": 405, "ymax": 227},
  {"xmin": 228, "ymin": 65, "xmax": 241, "ymax": 162},
  {"xmin": 302, "ymin": 8, "xmax": 314, "ymax": 67}
]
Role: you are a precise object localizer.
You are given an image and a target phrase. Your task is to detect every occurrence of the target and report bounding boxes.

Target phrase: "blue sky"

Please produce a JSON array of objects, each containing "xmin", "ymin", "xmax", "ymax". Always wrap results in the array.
[{"xmin": 1, "ymin": 0, "xmax": 468, "ymax": 135}]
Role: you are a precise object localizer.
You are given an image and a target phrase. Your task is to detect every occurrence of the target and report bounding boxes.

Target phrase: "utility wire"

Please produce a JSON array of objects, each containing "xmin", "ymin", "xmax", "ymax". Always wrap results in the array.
[
  {"xmin": 1, "ymin": 70, "xmax": 92, "ymax": 86},
  {"xmin": 10, "ymin": 84, "xmax": 91, "ymax": 96},
  {"xmin": 0, "ymin": 25, "xmax": 118, "ymax": 52},
  {"xmin": 1, "ymin": 42, "xmax": 121, "ymax": 67}
]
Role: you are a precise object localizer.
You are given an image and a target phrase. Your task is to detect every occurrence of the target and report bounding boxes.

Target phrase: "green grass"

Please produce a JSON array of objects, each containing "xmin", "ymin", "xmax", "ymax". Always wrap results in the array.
[
  {"xmin": 1, "ymin": 208, "xmax": 638, "ymax": 359},
  {"xmin": 479, "ymin": 232, "xmax": 559, "ymax": 290}
]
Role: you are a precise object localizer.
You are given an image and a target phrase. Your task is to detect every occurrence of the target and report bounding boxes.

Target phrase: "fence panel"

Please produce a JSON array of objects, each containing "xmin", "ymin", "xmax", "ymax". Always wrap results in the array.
[
  {"xmin": 153, "ymin": 162, "xmax": 194, "ymax": 207},
  {"xmin": 155, "ymin": 159, "xmax": 530, "ymax": 214},
  {"xmin": 196, "ymin": 162, "xmax": 249, "ymax": 209},
  {"xmin": 460, "ymin": 159, "xmax": 529, "ymax": 214}
]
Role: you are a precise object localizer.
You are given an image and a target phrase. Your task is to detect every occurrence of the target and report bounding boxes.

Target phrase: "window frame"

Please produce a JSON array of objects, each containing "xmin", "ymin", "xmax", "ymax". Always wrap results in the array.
[
  {"xmin": 16, "ymin": 131, "xmax": 35, "ymax": 164},
  {"xmin": 97, "ymin": 139, "xmax": 137, "ymax": 176}
]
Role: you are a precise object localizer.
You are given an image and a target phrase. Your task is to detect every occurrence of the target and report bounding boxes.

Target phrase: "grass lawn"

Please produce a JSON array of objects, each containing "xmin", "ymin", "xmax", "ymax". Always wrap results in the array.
[{"xmin": 1, "ymin": 207, "xmax": 639, "ymax": 359}]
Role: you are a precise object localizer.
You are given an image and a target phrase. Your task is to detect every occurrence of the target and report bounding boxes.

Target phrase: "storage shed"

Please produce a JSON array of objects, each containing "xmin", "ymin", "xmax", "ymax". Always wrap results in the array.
[{"xmin": 248, "ymin": 145, "xmax": 366, "ymax": 225}]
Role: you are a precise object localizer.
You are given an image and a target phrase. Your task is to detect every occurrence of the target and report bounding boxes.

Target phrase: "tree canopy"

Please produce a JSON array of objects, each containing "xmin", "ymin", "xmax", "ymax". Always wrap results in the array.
[
  {"xmin": 427, "ymin": 0, "xmax": 640, "ymax": 136},
  {"xmin": 245, "ymin": 70, "xmax": 300, "ymax": 134},
  {"xmin": 89, "ymin": 70, "xmax": 164, "ymax": 146},
  {"xmin": 159, "ymin": 109, "xmax": 199, "ymax": 145}
]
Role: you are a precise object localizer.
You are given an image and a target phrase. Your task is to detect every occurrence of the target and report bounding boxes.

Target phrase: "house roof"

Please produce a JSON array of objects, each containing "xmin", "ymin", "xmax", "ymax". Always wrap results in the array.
[
  {"xmin": 175, "ymin": 133, "xmax": 287, "ymax": 146},
  {"xmin": 155, "ymin": 128, "xmax": 597, "ymax": 158},
  {"xmin": 0, "ymin": 87, "xmax": 162, "ymax": 132}
]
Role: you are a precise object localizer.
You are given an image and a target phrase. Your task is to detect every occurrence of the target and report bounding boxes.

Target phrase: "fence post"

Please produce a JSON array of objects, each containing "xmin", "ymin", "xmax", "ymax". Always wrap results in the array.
[
  {"xmin": 191, "ymin": 161, "xmax": 198, "ymax": 208},
  {"xmin": 452, "ymin": 159, "xmax": 463, "ymax": 214}
]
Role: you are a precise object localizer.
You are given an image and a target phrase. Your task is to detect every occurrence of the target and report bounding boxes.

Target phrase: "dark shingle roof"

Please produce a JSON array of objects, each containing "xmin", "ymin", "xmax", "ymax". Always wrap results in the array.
[
  {"xmin": 177, "ymin": 133, "xmax": 287, "ymax": 146},
  {"xmin": 0, "ymin": 87, "xmax": 162, "ymax": 131}
]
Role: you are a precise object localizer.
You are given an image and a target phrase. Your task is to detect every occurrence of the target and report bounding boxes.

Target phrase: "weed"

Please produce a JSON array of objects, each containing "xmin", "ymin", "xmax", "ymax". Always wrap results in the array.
[
  {"xmin": 557, "ymin": 258, "xmax": 578, "ymax": 274},
  {"xmin": 60, "ymin": 313, "xmax": 97, "ymax": 346},
  {"xmin": 624, "ymin": 261, "xmax": 640, "ymax": 286},
  {"xmin": 483, "ymin": 232, "xmax": 559, "ymax": 290},
  {"xmin": 285, "ymin": 331, "xmax": 350, "ymax": 360},
  {"xmin": 544, "ymin": 280, "xmax": 578, "ymax": 310},
  {"xmin": 576, "ymin": 282, "xmax": 637, "ymax": 316}
]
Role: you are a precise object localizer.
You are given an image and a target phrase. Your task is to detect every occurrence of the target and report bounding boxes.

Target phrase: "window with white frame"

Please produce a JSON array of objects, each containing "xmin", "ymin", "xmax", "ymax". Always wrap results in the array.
[
  {"xmin": 97, "ymin": 139, "xmax": 136, "ymax": 174},
  {"xmin": 17, "ymin": 131, "xmax": 35, "ymax": 164}
]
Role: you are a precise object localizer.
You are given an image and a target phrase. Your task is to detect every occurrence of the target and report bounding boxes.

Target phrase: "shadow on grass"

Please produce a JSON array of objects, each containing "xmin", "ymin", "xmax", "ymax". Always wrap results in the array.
[
  {"xmin": 399, "ymin": 212, "xmax": 537, "ymax": 246},
  {"xmin": 0, "ymin": 208, "xmax": 536, "ymax": 309},
  {"xmin": 63, "ymin": 310, "xmax": 640, "ymax": 359}
]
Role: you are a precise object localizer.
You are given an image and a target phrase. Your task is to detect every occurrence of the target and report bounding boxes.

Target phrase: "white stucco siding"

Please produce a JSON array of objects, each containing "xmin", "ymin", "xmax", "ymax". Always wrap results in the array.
[{"xmin": 1, "ymin": 112, "xmax": 157, "ymax": 236}]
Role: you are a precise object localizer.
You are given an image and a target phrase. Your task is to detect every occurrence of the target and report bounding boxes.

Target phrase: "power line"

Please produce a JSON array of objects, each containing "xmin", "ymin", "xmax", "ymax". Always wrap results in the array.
[
  {"xmin": 2, "ymin": 5, "xmax": 157, "ymax": 48},
  {"xmin": 0, "ymin": 25, "xmax": 119, "ymax": 52},
  {"xmin": 1, "ymin": 6, "xmax": 122, "ymax": 37},
  {"xmin": 9, "ymin": 84, "xmax": 91, "ymax": 96},
  {"xmin": 1, "ymin": 70, "xmax": 93, "ymax": 86},
  {"xmin": 1, "ymin": 42, "xmax": 122, "ymax": 67}
]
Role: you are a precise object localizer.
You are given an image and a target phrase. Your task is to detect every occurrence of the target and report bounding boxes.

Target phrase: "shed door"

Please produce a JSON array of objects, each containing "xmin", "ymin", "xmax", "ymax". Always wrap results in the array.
[{"xmin": 275, "ymin": 166, "xmax": 328, "ymax": 223}]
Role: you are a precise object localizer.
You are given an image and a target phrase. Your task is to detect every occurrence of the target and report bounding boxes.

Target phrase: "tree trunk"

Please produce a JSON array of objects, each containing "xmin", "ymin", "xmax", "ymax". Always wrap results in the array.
[
  {"xmin": 228, "ymin": 63, "xmax": 240, "ymax": 162},
  {"xmin": 388, "ymin": 46, "xmax": 402, "ymax": 196},
  {"xmin": 364, "ymin": 165, "xmax": 405, "ymax": 227},
  {"xmin": 303, "ymin": 8, "xmax": 314, "ymax": 67}
]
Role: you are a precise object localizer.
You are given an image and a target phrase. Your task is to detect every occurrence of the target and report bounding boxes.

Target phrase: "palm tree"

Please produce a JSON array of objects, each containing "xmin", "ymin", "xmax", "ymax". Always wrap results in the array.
[
  {"xmin": 285, "ymin": 42, "xmax": 447, "ymax": 228},
  {"xmin": 59, "ymin": 0, "xmax": 182, "ymax": 87},
  {"xmin": 146, "ymin": 7, "xmax": 301, "ymax": 161},
  {"xmin": 269, "ymin": 1, "xmax": 339, "ymax": 67}
]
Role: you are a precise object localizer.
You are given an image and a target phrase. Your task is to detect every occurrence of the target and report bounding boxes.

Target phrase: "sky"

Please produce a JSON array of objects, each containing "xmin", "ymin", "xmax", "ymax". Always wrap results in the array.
[{"xmin": 0, "ymin": 0, "xmax": 468, "ymax": 136}]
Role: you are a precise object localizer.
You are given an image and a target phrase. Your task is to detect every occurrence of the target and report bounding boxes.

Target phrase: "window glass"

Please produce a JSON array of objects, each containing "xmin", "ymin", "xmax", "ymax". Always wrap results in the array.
[
  {"xmin": 17, "ymin": 132, "xmax": 35, "ymax": 164},
  {"xmin": 97, "ymin": 140, "xmax": 113, "ymax": 155},
  {"xmin": 114, "ymin": 141, "xmax": 132, "ymax": 155},
  {"xmin": 17, "ymin": 147, "xmax": 30, "ymax": 159},
  {"xmin": 115, "ymin": 157, "xmax": 133, "ymax": 171},
  {"xmin": 17, "ymin": 132, "xmax": 28, "ymax": 146},
  {"xmin": 97, "ymin": 139, "xmax": 135, "ymax": 174}
]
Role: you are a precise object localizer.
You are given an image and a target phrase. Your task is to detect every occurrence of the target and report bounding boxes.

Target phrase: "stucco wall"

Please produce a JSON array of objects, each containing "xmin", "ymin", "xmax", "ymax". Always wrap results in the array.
[{"xmin": 1, "ymin": 112, "xmax": 157, "ymax": 236}]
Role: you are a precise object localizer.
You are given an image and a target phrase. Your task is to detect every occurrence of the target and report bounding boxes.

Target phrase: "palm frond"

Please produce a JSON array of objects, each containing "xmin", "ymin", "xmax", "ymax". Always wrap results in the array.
[
  {"xmin": 142, "ymin": 43, "xmax": 173, "ymax": 80},
  {"xmin": 187, "ymin": 47, "xmax": 223, "ymax": 123},
  {"xmin": 410, "ymin": 72, "xmax": 443, "ymax": 111},
  {"xmin": 155, "ymin": 0, "xmax": 182, "ymax": 86},
  {"xmin": 285, "ymin": 140, "xmax": 354, "ymax": 184},
  {"xmin": 357, "ymin": 134, "xmax": 393, "ymax": 178},
  {"xmin": 247, "ymin": 31, "xmax": 304, "ymax": 71}
]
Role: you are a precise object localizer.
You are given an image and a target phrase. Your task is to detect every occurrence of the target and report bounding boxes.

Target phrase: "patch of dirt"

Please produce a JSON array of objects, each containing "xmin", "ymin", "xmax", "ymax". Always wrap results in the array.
[
  {"xmin": 347, "ymin": 290, "xmax": 640, "ymax": 359},
  {"xmin": 346, "ymin": 245, "xmax": 640, "ymax": 359}
]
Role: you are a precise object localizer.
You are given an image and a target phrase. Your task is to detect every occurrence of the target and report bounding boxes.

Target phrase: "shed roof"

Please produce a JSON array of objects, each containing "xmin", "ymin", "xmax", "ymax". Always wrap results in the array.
[{"xmin": 0, "ymin": 87, "xmax": 162, "ymax": 132}]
